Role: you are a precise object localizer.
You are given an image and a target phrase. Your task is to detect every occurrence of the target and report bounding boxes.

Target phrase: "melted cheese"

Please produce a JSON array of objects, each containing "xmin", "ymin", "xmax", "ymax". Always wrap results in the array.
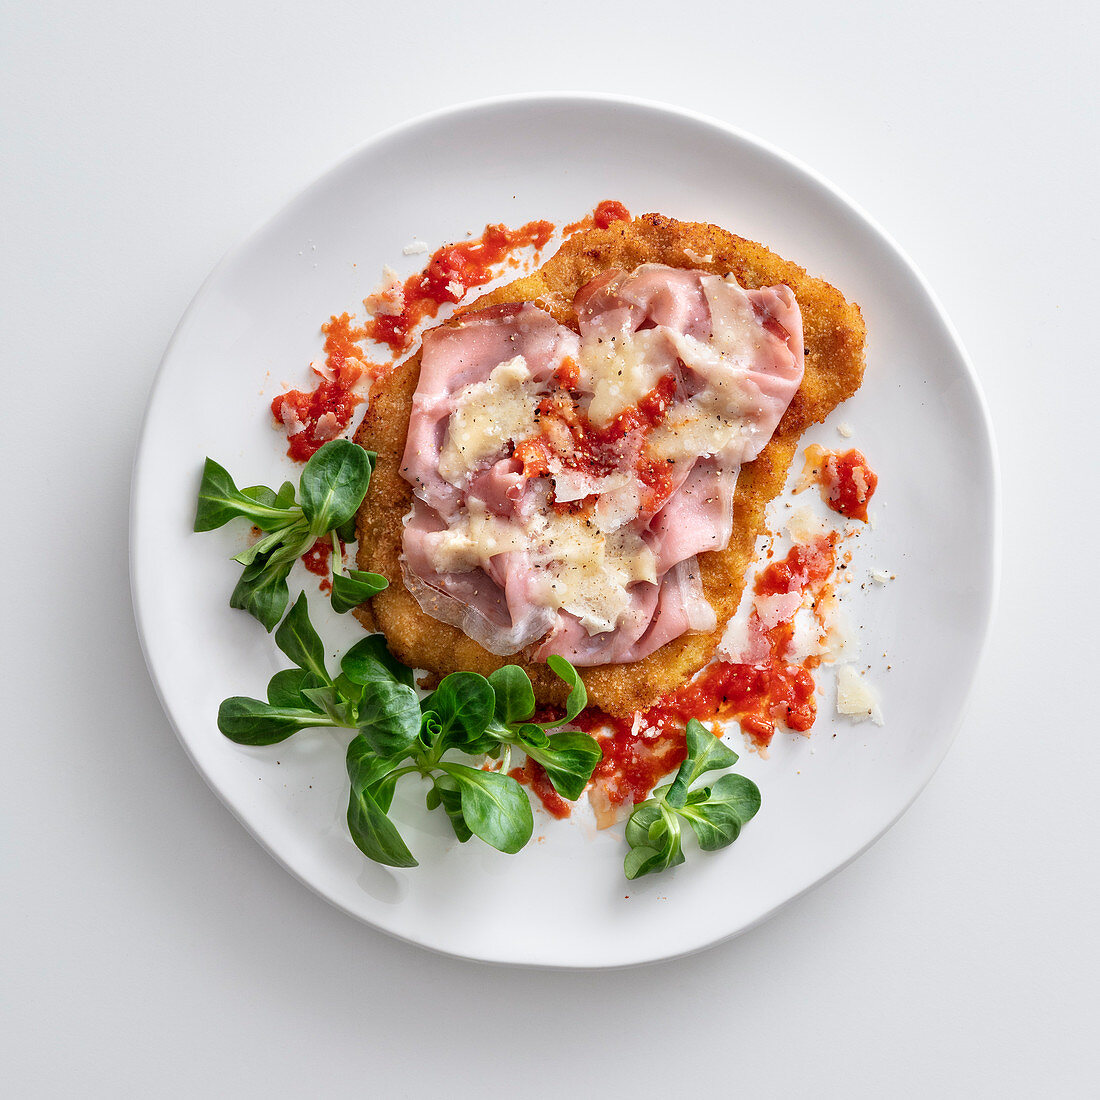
[
  {"xmin": 548, "ymin": 462, "xmax": 632, "ymax": 503},
  {"xmin": 529, "ymin": 511, "xmax": 657, "ymax": 634},
  {"xmin": 646, "ymin": 392, "xmax": 750, "ymax": 460},
  {"xmin": 706, "ymin": 274, "xmax": 768, "ymax": 356},
  {"xmin": 430, "ymin": 502, "xmax": 526, "ymax": 572},
  {"xmin": 577, "ymin": 330, "xmax": 671, "ymax": 427},
  {"xmin": 431, "ymin": 502, "xmax": 658, "ymax": 636},
  {"xmin": 438, "ymin": 355, "xmax": 538, "ymax": 485},
  {"xmin": 421, "ymin": 268, "xmax": 800, "ymax": 644},
  {"xmin": 644, "ymin": 276, "xmax": 775, "ymax": 461}
]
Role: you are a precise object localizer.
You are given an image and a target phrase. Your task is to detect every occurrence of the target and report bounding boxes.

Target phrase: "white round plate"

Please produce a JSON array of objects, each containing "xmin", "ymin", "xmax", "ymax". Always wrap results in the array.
[{"xmin": 131, "ymin": 94, "xmax": 998, "ymax": 968}]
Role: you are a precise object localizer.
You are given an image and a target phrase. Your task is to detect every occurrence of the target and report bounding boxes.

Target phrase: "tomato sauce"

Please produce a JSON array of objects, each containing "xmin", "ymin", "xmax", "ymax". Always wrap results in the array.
[
  {"xmin": 368, "ymin": 220, "xmax": 554, "ymax": 354},
  {"xmin": 647, "ymin": 536, "xmax": 836, "ymax": 749},
  {"xmin": 594, "ymin": 199, "xmax": 631, "ymax": 230},
  {"xmin": 515, "ymin": 372, "xmax": 679, "ymax": 514},
  {"xmin": 272, "ymin": 204, "xmax": 632, "ymax": 462},
  {"xmin": 563, "ymin": 199, "xmax": 632, "ymax": 236},
  {"xmin": 647, "ymin": 659, "xmax": 817, "ymax": 749},
  {"xmin": 271, "ymin": 314, "xmax": 374, "ymax": 462},
  {"xmin": 798, "ymin": 444, "xmax": 878, "ymax": 522},
  {"xmin": 574, "ymin": 709, "xmax": 688, "ymax": 809},
  {"xmin": 509, "ymin": 760, "xmax": 571, "ymax": 819},
  {"xmin": 272, "ymin": 220, "xmax": 559, "ymax": 461},
  {"xmin": 300, "ymin": 537, "xmax": 344, "ymax": 594}
]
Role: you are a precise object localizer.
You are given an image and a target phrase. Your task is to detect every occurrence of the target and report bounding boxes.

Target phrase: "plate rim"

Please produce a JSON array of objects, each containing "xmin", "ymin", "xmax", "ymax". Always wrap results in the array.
[{"xmin": 129, "ymin": 91, "xmax": 1001, "ymax": 968}]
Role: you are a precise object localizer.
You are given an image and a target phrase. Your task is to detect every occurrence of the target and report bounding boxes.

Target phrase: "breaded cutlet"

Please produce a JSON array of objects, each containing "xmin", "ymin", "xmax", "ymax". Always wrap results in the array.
[{"xmin": 353, "ymin": 213, "xmax": 866, "ymax": 716}]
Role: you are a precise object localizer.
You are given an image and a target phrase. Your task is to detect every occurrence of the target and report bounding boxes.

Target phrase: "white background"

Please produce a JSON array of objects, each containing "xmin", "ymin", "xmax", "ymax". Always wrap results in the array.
[{"xmin": 2, "ymin": 1, "xmax": 1096, "ymax": 1096}]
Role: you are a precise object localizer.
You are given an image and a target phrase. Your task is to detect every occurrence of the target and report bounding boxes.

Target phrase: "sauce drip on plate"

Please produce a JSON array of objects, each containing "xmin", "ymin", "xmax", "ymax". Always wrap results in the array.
[
  {"xmin": 269, "ymin": 205, "xmax": 632, "ymax": 462},
  {"xmin": 798, "ymin": 444, "xmax": 878, "ymax": 522}
]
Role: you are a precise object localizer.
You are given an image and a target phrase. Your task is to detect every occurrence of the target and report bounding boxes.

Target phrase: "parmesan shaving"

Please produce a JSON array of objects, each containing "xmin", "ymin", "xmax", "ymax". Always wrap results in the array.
[
  {"xmin": 429, "ymin": 502, "xmax": 526, "ymax": 571},
  {"xmin": 787, "ymin": 606, "xmax": 829, "ymax": 663},
  {"xmin": 312, "ymin": 411, "xmax": 341, "ymax": 441},
  {"xmin": 577, "ymin": 330, "xmax": 671, "ymax": 427},
  {"xmin": 786, "ymin": 506, "xmax": 829, "ymax": 544},
  {"xmin": 278, "ymin": 400, "xmax": 306, "ymax": 436},
  {"xmin": 646, "ymin": 393, "xmax": 749, "ymax": 461},
  {"xmin": 530, "ymin": 511, "xmax": 658, "ymax": 634},
  {"xmin": 438, "ymin": 356, "xmax": 538, "ymax": 485},
  {"xmin": 364, "ymin": 265, "xmax": 404, "ymax": 317},
  {"xmin": 836, "ymin": 665, "xmax": 884, "ymax": 725},
  {"xmin": 430, "ymin": 502, "xmax": 659, "ymax": 637}
]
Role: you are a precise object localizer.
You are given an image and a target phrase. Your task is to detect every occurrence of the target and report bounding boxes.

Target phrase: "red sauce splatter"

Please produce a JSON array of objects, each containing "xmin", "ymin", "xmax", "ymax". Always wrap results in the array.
[
  {"xmin": 593, "ymin": 199, "xmax": 631, "ymax": 230},
  {"xmin": 368, "ymin": 220, "xmax": 554, "ymax": 354},
  {"xmin": 648, "ymin": 660, "xmax": 818, "ymax": 750},
  {"xmin": 643, "ymin": 535, "xmax": 837, "ymax": 749},
  {"xmin": 752, "ymin": 534, "xmax": 837, "ymax": 660},
  {"xmin": 271, "ymin": 220, "xmax": 560, "ymax": 462},
  {"xmin": 554, "ymin": 355, "xmax": 581, "ymax": 390},
  {"xmin": 564, "ymin": 199, "xmax": 632, "ymax": 236},
  {"xmin": 271, "ymin": 314, "xmax": 374, "ymax": 462},
  {"xmin": 798, "ymin": 444, "xmax": 878, "ymax": 522},
  {"xmin": 300, "ymin": 537, "xmax": 343, "ymax": 594},
  {"xmin": 509, "ymin": 760, "xmax": 571, "ymax": 819},
  {"xmin": 574, "ymin": 710, "xmax": 687, "ymax": 810},
  {"xmin": 271, "ymin": 206, "xmax": 631, "ymax": 463}
]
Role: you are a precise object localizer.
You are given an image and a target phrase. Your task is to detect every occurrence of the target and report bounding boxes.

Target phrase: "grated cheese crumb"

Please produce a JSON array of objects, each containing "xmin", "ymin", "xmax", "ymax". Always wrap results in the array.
[
  {"xmin": 786, "ymin": 506, "xmax": 829, "ymax": 544},
  {"xmin": 364, "ymin": 266, "xmax": 404, "ymax": 316}
]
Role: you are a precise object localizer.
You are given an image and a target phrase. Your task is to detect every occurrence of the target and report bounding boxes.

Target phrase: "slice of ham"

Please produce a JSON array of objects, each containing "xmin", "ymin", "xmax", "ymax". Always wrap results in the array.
[
  {"xmin": 575, "ymin": 264, "xmax": 711, "ymax": 340},
  {"xmin": 401, "ymin": 497, "xmax": 559, "ymax": 654},
  {"xmin": 398, "ymin": 265, "xmax": 804, "ymax": 666},
  {"xmin": 402, "ymin": 304, "xmax": 579, "ymax": 518},
  {"xmin": 532, "ymin": 559, "xmax": 717, "ymax": 665},
  {"xmin": 645, "ymin": 457, "xmax": 738, "ymax": 572}
]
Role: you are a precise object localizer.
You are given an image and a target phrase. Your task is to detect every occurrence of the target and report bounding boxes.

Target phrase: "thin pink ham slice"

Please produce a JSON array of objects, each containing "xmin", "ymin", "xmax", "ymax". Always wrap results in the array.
[
  {"xmin": 402, "ymin": 304, "xmax": 579, "ymax": 519},
  {"xmin": 575, "ymin": 263, "xmax": 711, "ymax": 340},
  {"xmin": 532, "ymin": 560, "xmax": 717, "ymax": 665}
]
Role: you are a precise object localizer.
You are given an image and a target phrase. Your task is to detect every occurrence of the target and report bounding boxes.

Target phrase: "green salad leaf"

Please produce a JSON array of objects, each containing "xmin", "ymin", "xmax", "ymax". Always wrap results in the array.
[
  {"xmin": 299, "ymin": 442, "xmax": 375, "ymax": 535},
  {"xmin": 194, "ymin": 440, "xmax": 385, "ymax": 630},
  {"xmin": 436, "ymin": 763, "xmax": 534, "ymax": 854},
  {"xmin": 340, "ymin": 634, "xmax": 416, "ymax": 688},
  {"xmin": 213, "ymin": 596, "xmax": 601, "ymax": 869},
  {"xmin": 487, "ymin": 665, "xmax": 536, "ymax": 726},
  {"xmin": 217, "ymin": 696, "xmax": 337, "ymax": 746},
  {"xmin": 544, "ymin": 654, "xmax": 587, "ymax": 724},
  {"xmin": 623, "ymin": 719, "xmax": 760, "ymax": 880},
  {"xmin": 330, "ymin": 569, "xmax": 388, "ymax": 614},
  {"xmin": 346, "ymin": 736, "xmax": 418, "ymax": 868}
]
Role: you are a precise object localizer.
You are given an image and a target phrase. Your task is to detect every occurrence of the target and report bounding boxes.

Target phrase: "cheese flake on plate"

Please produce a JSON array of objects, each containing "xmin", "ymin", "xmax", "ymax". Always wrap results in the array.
[{"xmin": 836, "ymin": 665, "xmax": 884, "ymax": 725}]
